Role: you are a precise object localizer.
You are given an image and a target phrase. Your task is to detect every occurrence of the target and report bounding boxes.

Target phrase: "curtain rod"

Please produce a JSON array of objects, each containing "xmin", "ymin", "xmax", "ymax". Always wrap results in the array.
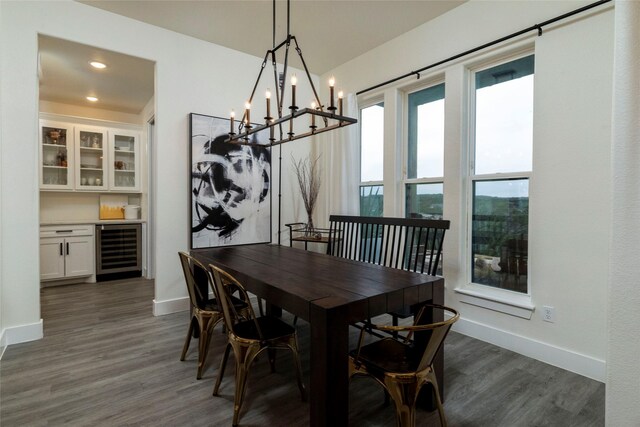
[{"xmin": 356, "ymin": 0, "xmax": 612, "ymax": 96}]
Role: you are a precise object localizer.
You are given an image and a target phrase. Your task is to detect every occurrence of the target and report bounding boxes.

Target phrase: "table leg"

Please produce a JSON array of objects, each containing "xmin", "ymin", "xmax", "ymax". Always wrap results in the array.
[
  {"xmin": 432, "ymin": 279, "xmax": 445, "ymax": 400},
  {"xmin": 309, "ymin": 305, "xmax": 350, "ymax": 427},
  {"xmin": 266, "ymin": 303, "xmax": 282, "ymax": 317}
]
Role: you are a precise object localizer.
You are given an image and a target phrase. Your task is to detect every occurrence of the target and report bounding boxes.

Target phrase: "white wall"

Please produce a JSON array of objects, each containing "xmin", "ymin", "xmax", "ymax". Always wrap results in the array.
[
  {"xmin": 39, "ymin": 100, "xmax": 143, "ymax": 125},
  {"xmin": 0, "ymin": 0, "xmax": 4, "ymax": 356},
  {"xmin": 0, "ymin": 0, "xmax": 311, "ymax": 341},
  {"xmin": 606, "ymin": 0, "xmax": 640, "ymax": 423},
  {"xmin": 319, "ymin": 0, "xmax": 613, "ymax": 381}
]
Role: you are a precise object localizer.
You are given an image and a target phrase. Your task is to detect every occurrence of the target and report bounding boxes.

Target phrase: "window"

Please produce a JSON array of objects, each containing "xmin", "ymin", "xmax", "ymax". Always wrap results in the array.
[
  {"xmin": 360, "ymin": 102, "xmax": 384, "ymax": 217},
  {"xmin": 470, "ymin": 55, "xmax": 534, "ymax": 294},
  {"xmin": 406, "ymin": 83, "xmax": 445, "ymax": 219}
]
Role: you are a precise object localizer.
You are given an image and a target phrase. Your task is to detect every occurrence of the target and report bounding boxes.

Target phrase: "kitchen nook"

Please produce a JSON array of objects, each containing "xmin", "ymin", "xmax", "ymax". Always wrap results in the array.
[
  {"xmin": 39, "ymin": 114, "xmax": 147, "ymax": 286},
  {"xmin": 37, "ymin": 35, "xmax": 154, "ymax": 288}
]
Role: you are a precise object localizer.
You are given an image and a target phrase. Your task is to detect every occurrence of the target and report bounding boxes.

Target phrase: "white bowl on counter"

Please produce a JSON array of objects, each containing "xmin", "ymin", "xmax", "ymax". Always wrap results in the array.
[{"xmin": 124, "ymin": 205, "xmax": 140, "ymax": 220}]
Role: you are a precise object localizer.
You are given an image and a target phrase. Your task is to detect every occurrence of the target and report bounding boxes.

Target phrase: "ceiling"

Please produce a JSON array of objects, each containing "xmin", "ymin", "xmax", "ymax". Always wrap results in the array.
[
  {"xmin": 40, "ymin": 1, "xmax": 465, "ymax": 114},
  {"xmin": 80, "ymin": 0, "xmax": 465, "ymax": 74},
  {"xmin": 39, "ymin": 35, "xmax": 155, "ymax": 114}
]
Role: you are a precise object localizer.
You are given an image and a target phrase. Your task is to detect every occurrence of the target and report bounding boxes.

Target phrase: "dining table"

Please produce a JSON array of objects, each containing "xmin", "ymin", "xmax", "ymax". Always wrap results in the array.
[{"xmin": 191, "ymin": 243, "xmax": 445, "ymax": 427}]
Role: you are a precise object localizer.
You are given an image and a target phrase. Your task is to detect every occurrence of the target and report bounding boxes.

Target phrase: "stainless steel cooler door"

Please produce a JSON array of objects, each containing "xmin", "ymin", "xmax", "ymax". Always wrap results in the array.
[{"xmin": 95, "ymin": 224, "xmax": 141, "ymax": 275}]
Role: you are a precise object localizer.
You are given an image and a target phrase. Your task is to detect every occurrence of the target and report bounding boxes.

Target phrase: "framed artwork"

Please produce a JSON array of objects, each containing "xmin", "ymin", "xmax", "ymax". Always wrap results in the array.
[{"xmin": 189, "ymin": 113, "xmax": 271, "ymax": 249}]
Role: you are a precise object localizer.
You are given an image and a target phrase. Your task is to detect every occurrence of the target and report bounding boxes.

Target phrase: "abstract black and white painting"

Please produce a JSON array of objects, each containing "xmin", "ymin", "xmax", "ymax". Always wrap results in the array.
[{"xmin": 190, "ymin": 113, "xmax": 271, "ymax": 249}]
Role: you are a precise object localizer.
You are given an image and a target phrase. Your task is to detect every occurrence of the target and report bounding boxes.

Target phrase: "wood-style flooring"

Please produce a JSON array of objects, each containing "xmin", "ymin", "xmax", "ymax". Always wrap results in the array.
[{"xmin": 0, "ymin": 278, "xmax": 604, "ymax": 426}]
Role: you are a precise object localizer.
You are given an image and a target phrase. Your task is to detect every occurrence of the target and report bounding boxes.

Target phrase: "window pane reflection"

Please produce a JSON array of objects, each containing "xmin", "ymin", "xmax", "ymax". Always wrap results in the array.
[
  {"xmin": 408, "ymin": 84, "xmax": 445, "ymax": 179},
  {"xmin": 405, "ymin": 183, "xmax": 443, "ymax": 219},
  {"xmin": 360, "ymin": 185, "xmax": 383, "ymax": 217},
  {"xmin": 360, "ymin": 103, "xmax": 384, "ymax": 182},
  {"xmin": 472, "ymin": 179, "xmax": 528, "ymax": 293},
  {"xmin": 475, "ymin": 55, "xmax": 534, "ymax": 175}
]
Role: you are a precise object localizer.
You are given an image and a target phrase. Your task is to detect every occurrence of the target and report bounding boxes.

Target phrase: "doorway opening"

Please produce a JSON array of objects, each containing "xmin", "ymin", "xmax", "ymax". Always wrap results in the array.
[{"xmin": 37, "ymin": 34, "xmax": 156, "ymax": 326}]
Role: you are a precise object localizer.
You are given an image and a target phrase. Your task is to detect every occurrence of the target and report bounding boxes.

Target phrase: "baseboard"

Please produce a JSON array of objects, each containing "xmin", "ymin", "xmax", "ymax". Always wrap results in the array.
[
  {"xmin": 0, "ymin": 328, "xmax": 6, "ymax": 359},
  {"xmin": 1, "ymin": 320, "xmax": 44, "ymax": 348},
  {"xmin": 152, "ymin": 296, "xmax": 189, "ymax": 316},
  {"xmin": 451, "ymin": 316, "xmax": 606, "ymax": 382}
]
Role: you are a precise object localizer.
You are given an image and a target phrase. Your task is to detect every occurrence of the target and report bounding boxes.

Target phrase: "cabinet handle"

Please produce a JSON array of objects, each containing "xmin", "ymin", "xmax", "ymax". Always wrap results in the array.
[
  {"xmin": 55, "ymin": 230, "xmax": 73, "ymax": 234},
  {"xmin": 59, "ymin": 243, "xmax": 63, "ymax": 256},
  {"xmin": 66, "ymin": 242, "xmax": 70, "ymax": 255}
]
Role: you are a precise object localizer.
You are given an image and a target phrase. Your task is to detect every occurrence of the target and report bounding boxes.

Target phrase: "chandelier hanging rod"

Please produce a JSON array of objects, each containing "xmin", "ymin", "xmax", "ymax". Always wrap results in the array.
[
  {"xmin": 236, "ymin": 35, "xmax": 326, "ymax": 125},
  {"xmin": 243, "ymin": 36, "xmax": 314, "ymax": 105}
]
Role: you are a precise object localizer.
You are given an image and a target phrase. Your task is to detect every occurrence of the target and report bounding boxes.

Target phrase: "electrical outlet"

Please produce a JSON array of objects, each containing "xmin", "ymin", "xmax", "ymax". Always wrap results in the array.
[{"xmin": 542, "ymin": 305, "xmax": 555, "ymax": 323}]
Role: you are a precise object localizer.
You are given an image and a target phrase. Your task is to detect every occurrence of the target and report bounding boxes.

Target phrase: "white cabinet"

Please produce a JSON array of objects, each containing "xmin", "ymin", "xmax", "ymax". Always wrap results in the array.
[
  {"xmin": 40, "ymin": 120, "xmax": 74, "ymax": 190},
  {"xmin": 40, "ymin": 238, "xmax": 66, "ymax": 280},
  {"xmin": 40, "ymin": 225, "xmax": 95, "ymax": 282},
  {"xmin": 39, "ymin": 116, "xmax": 142, "ymax": 193},
  {"xmin": 109, "ymin": 129, "xmax": 141, "ymax": 192},
  {"xmin": 75, "ymin": 125, "xmax": 108, "ymax": 191}
]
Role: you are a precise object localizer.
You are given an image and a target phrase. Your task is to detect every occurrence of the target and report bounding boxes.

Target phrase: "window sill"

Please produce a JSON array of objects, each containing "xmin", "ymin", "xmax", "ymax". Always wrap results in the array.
[{"xmin": 454, "ymin": 284, "xmax": 535, "ymax": 319}]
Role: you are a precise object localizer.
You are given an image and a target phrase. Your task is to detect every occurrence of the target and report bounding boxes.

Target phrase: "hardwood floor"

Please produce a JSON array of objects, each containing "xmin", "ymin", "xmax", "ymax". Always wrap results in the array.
[{"xmin": 1, "ymin": 278, "xmax": 604, "ymax": 426}]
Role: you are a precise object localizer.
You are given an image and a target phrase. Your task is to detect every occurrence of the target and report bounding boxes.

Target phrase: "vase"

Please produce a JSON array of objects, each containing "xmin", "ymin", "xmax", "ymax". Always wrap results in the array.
[{"xmin": 306, "ymin": 213, "xmax": 315, "ymax": 236}]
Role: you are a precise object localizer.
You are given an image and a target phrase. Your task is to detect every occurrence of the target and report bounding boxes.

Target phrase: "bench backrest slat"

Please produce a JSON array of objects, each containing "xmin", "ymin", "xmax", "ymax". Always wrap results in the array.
[{"xmin": 327, "ymin": 215, "xmax": 450, "ymax": 276}]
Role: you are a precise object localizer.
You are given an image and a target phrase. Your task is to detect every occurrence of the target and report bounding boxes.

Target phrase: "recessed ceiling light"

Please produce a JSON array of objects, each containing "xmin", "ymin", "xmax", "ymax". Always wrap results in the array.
[
  {"xmin": 86, "ymin": 96, "xmax": 99, "ymax": 102},
  {"xmin": 89, "ymin": 61, "xmax": 107, "ymax": 69}
]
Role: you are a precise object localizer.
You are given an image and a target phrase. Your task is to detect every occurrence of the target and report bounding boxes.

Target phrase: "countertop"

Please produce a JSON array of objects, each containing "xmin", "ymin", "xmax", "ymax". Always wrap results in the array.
[{"xmin": 41, "ymin": 219, "xmax": 146, "ymax": 226}]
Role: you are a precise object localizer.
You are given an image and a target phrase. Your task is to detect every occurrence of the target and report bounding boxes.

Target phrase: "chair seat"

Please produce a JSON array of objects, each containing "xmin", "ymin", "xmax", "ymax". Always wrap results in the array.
[
  {"xmin": 233, "ymin": 316, "xmax": 296, "ymax": 341},
  {"xmin": 350, "ymin": 337, "xmax": 421, "ymax": 375},
  {"xmin": 201, "ymin": 295, "xmax": 247, "ymax": 312}
]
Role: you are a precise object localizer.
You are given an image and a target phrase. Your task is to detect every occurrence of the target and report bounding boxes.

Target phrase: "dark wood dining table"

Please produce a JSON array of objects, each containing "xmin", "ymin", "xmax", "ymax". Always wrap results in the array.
[{"xmin": 191, "ymin": 244, "xmax": 445, "ymax": 427}]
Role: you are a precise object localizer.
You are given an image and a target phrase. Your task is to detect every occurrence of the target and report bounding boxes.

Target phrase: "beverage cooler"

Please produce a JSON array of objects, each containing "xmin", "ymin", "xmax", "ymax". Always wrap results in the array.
[{"xmin": 95, "ymin": 224, "xmax": 141, "ymax": 279}]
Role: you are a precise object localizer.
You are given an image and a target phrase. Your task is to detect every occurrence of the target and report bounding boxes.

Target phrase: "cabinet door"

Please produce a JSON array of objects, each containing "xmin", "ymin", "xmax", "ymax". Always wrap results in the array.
[
  {"xmin": 40, "ymin": 238, "xmax": 66, "ymax": 280},
  {"xmin": 109, "ymin": 129, "xmax": 141, "ymax": 192},
  {"xmin": 75, "ymin": 126, "xmax": 108, "ymax": 191},
  {"xmin": 64, "ymin": 236, "xmax": 95, "ymax": 278},
  {"xmin": 40, "ymin": 120, "xmax": 74, "ymax": 190}
]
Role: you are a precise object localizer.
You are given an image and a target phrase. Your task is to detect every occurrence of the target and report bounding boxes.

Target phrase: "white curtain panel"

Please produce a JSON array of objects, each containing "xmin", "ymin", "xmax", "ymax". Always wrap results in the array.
[{"xmin": 315, "ymin": 93, "xmax": 360, "ymax": 227}]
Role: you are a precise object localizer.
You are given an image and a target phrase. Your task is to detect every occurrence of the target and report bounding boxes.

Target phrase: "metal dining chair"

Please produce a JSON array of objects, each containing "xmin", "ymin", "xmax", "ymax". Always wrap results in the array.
[
  {"xmin": 208, "ymin": 263, "xmax": 306, "ymax": 427},
  {"xmin": 177, "ymin": 251, "xmax": 250, "ymax": 379},
  {"xmin": 349, "ymin": 304, "xmax": 459, "ymax": 427}
]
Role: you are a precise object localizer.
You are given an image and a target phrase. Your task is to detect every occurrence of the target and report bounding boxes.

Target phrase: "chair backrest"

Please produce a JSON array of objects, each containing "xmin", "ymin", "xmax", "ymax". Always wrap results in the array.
[
  {"xmin": 374, "ymin": 304, "xmax": 459, "ymax": 372},
  {"xmin": 207, "ymin": 263, "xmax": 263, "ymax": 339},
  {"xmin": 178, "ymin": 251, "xmax": 211, "ymax": 310},
  {"xmin": 328, "ymin": 216, "xmax": 450, "ymax": 276}
]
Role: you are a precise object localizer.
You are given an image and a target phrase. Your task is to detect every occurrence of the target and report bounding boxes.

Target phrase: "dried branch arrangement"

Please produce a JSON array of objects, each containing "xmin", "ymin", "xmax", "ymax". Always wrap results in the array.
[{"xmin": 292, "ymin": 155, "xmax": 321, "ymax": 233}]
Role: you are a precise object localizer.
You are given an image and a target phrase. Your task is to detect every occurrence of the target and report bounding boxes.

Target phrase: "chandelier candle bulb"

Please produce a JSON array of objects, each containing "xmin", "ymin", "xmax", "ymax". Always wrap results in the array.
[
  {"xmin": 244, "ymin": 102, "xmax": 251, "ymax": 128},
  {"xmin": 291, "ymin": 75, "xmax": 297, "ymax": 109},
  {"xmin": 338, "ymin": 91, "xmax": 344, "ymax": 116},
  {"xmin": 289, "ymin": 115, "xmax": 294, "ymax": 137},
  {"xmin": 265, "ymin": 89, "xmax": 272, "ymax": 120},
  {"xmin": 329, "ymin": 77, "xmax": 336, "ymax": 110},
  {"xmin": 310, "ymin": 101, "xmax": 317, "ymax": 128}
]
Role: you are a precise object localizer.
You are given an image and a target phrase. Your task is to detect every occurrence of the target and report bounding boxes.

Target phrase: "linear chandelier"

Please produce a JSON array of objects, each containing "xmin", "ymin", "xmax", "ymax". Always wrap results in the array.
[{"xmin": 225, "ymin": 0, "xmax": 357, "ymax": 147}]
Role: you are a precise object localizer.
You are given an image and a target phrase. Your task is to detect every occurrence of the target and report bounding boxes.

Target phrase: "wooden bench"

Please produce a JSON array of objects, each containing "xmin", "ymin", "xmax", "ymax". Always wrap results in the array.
[
  {"xmin": 327, "ymin": 215, "xmax": 450, "ymax": 329},
  {"xmin": 327, "ymin": 215, "xmax": 449, "ymax": 274}
]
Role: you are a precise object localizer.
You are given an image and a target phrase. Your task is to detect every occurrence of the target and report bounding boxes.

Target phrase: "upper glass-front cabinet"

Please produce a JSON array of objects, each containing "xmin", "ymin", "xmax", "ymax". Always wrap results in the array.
[
  {"xmin": 109, "ymin": 129, "xmax": 140, "ymax": 192},
  {"xmin": 40, "ymin": 117, "xmax": 143, "ymax": 193},
  {"xmin": 75, "ymin": 126, "xmax": 108, "ymax": 191},
  {"xmin": 40, "ymin": 120, "xmax": 74, "ymax": 190}
]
